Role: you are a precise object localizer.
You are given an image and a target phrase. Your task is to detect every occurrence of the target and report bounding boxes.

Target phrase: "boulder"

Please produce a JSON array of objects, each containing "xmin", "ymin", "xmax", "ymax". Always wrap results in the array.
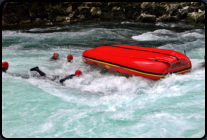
[
  {"xmin": 56, "ymin": 16, "xmax": 64, "ymax": 22},
  {"xmin": 96, "ymin": 10, "xmax": 102, "ymax": 16},
  {"xmin": 66, "ymin": 6, "xmax": 72, "ymax": 13},
  {"xmin": 158, "ymin": 14, "xmax": 179, "ymax": 22},
  {"xmin": 34, "ymin": 18, "xmax": 43, "ymax": 25},
  {"xmin": 186, "ymin": 11, "xmax": 205, "ymax": 23},
  {"xmin": 196, "ymin": 11, "xmax": 205, "ymax": 23},
  {"xmin": 137, "ymin": 14, "xmax": 156, "ymax": 22},
  {"xmin": 90, "ymin": 7, "xmax": 101, "ymax": 16},
  {"xmin": 78, "ymin": 14, "xmax": 85, "ymax": 20},
  {"xmin": 166, "ymin": 3, "xmax": 182, "ymax": 16},
  {"xmin": 141, "ymin": 2, "xmax": 152, "ymax": 9},
  {"xmin": 69, "ymin": 11, "xmax": 75, "ymax": 18},
  {"xmin": 177, "ymin": 6, "xmax": 189, "ymax": 19},
  {"xmin": 21, "ymin": 19, "xmax": 32, "ymax": 24}
]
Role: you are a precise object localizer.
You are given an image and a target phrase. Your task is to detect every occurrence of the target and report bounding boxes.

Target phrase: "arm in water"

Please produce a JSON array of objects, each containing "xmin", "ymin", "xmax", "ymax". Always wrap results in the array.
[{"xmin": 59, "ymin": 74, "xmax": 75, "ymax": 83}]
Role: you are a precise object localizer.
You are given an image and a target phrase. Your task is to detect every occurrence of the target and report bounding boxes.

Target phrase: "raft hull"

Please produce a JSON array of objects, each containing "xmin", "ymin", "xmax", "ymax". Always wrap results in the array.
[{"xmin": 82, "ymin": 45, "xmax": 192, "ymax": 80}]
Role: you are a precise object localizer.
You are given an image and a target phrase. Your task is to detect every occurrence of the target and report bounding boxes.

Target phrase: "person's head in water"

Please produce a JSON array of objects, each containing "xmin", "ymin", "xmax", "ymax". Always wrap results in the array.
[
  {"xmin": 53, "ymin": 52, "xmax": 59, "ymax": 60},
  {"xmin": 67, "ymin": 54, "xmax": 73, "ymax": 62},
  {"xmin": 75, "ymin": 70, "xmax": 82, "ymax": 76},
  {"xmin": 2, "ymin": 61, "xmax": 9, "ymax": 72}
]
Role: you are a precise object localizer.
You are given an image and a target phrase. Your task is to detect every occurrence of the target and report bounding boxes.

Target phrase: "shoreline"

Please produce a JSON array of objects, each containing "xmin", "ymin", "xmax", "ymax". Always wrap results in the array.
[
  {"xmin": 2, "ymin": 2, "xmax": 205, "ymax": 29},
  {"xmin": 2, "ymin": 20, "xmax": 205, "ymax": 30}
]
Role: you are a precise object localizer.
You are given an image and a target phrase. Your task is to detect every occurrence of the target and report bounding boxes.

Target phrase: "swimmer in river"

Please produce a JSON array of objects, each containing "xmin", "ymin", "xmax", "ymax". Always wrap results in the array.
[
  {"xmin": 67, "ymin": 54, "xmax": 73, "ymax": 62},
  {"xmin": 30, "ymin": 66, "xmax": 82, "ymax": 83},
  {"xmin": 2, "ymin": 61, "xmax": 9, "ymax": 73},
  {"xmin": 2, "ymin": 61, "xmax": 82, "ymax": 84},
  {"xmin": 50, "ymin": 52, "xmax": 60, "ymax": 61}
]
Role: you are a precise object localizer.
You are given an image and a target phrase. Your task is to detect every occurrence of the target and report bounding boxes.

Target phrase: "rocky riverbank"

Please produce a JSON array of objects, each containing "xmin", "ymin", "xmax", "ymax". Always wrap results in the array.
[{"xmin": 2, "ymin": 2, "xmax": 206, "ymax": 28}]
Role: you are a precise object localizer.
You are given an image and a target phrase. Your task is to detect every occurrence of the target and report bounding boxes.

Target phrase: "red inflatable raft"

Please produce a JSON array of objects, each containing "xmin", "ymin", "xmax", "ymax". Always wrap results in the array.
[{"xmin": 82, "ymin": 44, "xmax": 192, "ymax": 80}]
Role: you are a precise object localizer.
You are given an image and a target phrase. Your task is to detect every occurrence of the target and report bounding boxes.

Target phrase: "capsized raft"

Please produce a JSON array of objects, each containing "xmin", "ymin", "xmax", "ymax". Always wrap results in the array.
[{"xmin": 82, "ymin": 44, "xmax": 192, "ymax": 80}]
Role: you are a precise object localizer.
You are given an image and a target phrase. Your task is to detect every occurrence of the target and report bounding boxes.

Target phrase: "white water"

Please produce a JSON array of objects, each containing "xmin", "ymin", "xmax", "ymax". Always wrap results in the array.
[{"xmin": 2, "ymin": 22, "xmax": 205, "ymax": 138}]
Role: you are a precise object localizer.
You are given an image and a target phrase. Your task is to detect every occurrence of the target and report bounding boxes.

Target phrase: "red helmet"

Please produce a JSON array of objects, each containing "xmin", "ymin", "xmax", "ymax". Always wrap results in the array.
[
  {"xmin": 75, "ymin": 70, "xmax": 82, "ymax": 76},
  {"xmin": 2, "ymin": 61, "xmax": 9, "ymax": 69},
  {"xmin": 53, "ymin": 52, "xmax": 59, "ymax": 57},
  {"xmin": 67, "ymin": 54, "xmax": 73, "ymax": 60}
]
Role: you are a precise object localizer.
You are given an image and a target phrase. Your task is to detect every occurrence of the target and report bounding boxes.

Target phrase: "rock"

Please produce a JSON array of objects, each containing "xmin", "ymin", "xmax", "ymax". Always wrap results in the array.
[
  {"xmin": 69, "ymin": 11, "xmax": 75, "ymax": 18},
  {"xmin": 34, "ymin": 18, "xmax": 43, "ymax": 25},
  {"xmin": 141, "ymin": 2, "xmax": 152, "ymax": 9},
  {"xmin": 96, "ymin": 10, "xmax": 102, "ymax": 16},
  {"xmin": 198, "ymin": 9, "xmax": 203, "ymax": 12},
  {"xmin": 186, "ymin": 12, "xmax": 197, "ymax": 22},
  {"xmin": 46, "ymin": 22, "xmax": 53, "ymax": 25},
  {"xmin": 90, "ymin": 7, "xmax": 101, "ymax": 16},
  {"xmin": 78, "ymin": 14, "xmax": 85, "ymax": 20},
  {"xmin": 21, "ymin": 19, "xmax": 31, "ymax": 24},
  {"xmin": 185, "ymin": 11, "xmax": 205, "ymax": 23},
  {"xmin": 196, "ymin": 11, "xmax": 205, "ymax": 23},
  {"xmin": 66, "ymin": 6, "xmax": 72, "ymax": 13},
  {"xmin": 158, "ymin": 14, "xmax": 179, "ymax": 22},
  {"xmin": 90, "ymin": 7, "xmax": 96, "ymax": 15},
  {"xmin": 167, "ymin": 3, "xmax": 182, "ymax": 16},
  {"xmin": 77, "ymin": 5, "xmax": 83, "ymax": 11},
  {"xmin": 112, "ymin": 6, "xmax": 118, "ymax": 11},
  {"xmin": 137, "ymin": 14, "xmax": 156, "ymax": 22},
  {"xmin": 43, "ymin": 18, "xmax": 47, "ymax": 22},
  {"xmin": 1, "ymin": 2, "xmax": 205, "ymax": 27},
  {"xmin": 177, "ymin": 6, "xmax": 189, "ymax": 19},
  {"xmin": 56, "ymin": 16, "xmax": 64, "ymax": 22}
]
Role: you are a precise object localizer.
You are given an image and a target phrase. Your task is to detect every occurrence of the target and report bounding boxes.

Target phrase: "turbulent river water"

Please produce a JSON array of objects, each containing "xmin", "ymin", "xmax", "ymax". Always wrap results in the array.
[{"xmin": 2, "ymin": 22, "xmax": 205, "ymax": 138}]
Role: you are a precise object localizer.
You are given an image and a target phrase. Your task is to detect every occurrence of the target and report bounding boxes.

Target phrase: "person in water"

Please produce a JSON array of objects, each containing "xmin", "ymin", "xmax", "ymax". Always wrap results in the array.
[
  {"xmin": 67, "ymin": 54, "xmax": 73, "ymax": 62},
  {"xmin": 50, "ymin": 52, "xmax": 60, "ymax": 61},
  {"xmin": 2, "ymin": 61, "xmax": 30, "ymax": 78},
  {"xmin": 30, "ymin": 66, "xmax": 82, "ymax": 83},
  {"xmin": 2, "ymin": 61, "xmax": 9, "ymax": 73}
]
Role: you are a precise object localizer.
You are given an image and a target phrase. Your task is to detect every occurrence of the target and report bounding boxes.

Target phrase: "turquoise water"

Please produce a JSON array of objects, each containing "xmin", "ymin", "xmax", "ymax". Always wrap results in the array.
[{"xmin": 2, "ymin": 22, "xmax": 205, "ymax": 138}]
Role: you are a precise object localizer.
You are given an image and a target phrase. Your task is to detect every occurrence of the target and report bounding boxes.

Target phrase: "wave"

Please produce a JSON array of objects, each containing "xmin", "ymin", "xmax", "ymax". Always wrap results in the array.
[{"xmin": 132, "ymin": 28, "xmax": 205, "ymax": 42}]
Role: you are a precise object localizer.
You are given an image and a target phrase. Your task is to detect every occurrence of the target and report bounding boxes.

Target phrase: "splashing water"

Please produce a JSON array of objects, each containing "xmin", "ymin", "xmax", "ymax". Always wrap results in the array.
[{"xmin": 2, "ymin": 22, "xmax": 205, "ymax": 138}]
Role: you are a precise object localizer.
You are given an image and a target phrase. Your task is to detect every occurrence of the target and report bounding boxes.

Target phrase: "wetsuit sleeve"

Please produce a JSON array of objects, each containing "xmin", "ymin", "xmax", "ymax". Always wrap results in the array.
[{"xmin": 59, "ymin": 74, "xmax": 75, "ymax": 83}]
